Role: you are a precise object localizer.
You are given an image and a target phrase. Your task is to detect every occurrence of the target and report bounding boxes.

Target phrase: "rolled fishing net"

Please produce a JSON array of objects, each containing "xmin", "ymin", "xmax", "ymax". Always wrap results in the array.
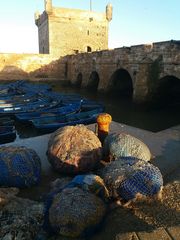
[{"xmin": 0, "ymin": 146, "xmax": 41, "ymax": 188}]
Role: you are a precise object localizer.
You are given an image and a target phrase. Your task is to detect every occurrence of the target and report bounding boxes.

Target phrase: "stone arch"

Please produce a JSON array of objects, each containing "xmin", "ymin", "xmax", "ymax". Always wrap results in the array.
[
  {"xmin": 87, "ymin": 46, "xmax": 92, "ymax": 52},
  {"xmin": 153, "ymin": 75, "xmax": 180, "ymax": 104},
  {"xmin": 73, "ymin": 73, "xmax": 82, "ymax": 87},
  {"xmin": 107, "ymin": 68, "xmax": 133, "ymax": 97},
  {"xmin": 87, "ymin": 71, "xmax": 99, "ymax": 91}
]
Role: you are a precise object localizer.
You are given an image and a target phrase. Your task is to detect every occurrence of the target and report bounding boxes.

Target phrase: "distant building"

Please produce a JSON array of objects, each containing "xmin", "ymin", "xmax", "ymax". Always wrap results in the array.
[{"xmin": 35, "ymin": 0, "xmax": 113, "ymax": 56}]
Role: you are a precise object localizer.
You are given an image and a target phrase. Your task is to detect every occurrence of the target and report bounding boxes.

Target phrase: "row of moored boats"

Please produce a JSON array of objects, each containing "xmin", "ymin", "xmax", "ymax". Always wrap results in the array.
[{"xmin": 0, "ymin": 81, "xmax": 104, "ymax": 144}]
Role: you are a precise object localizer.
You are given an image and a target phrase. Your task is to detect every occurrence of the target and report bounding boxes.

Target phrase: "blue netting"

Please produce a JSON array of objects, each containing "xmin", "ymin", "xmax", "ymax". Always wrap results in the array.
[
  {"xmin": 67, "ymin": 174, "xmax": 109, "ymax": 199},
  {"xmin": 103, "ymin": 133, "xmax": 151, "ymax": 161},
  {"xmin": 118, "ymin": 164, "xmax": 163, "ymax": 201},
  {"xmin": 43, "ymin": 174, "xmax": 108, "ymax": 233},
  {"xmin": 117, "ymin": 156, "xmax": 141, "ymax": 166},
  {"xmin": 0, "ymin": 146, "xmax": 41, "ymax": 188}
]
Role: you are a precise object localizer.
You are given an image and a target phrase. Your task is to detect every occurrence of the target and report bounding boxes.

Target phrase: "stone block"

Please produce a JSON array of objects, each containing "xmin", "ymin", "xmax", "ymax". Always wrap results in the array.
[
  {"xmin": 115, "ymin": 232, "xmax": 139, "ymax": 240},
  {"xmin": 167, "ymin": 226, "xmax": 180, "ymax": 240},
  {"xmin": 136, "ymin": 228, "xmax": 172, "ymax": 240}
]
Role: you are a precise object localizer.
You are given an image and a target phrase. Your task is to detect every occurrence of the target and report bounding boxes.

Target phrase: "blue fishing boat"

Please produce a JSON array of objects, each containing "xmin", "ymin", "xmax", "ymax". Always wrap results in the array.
[
  {"xmin": 0, "ymin": 117, "xmax": 14, "ymax": 126},
  {"xmin": 0, "ymin": 125, "xmax": 16, "ymax": 144},
  {"xmin": 15, "ymin": 102, "xmax": 82, "ymax": 122},
  {"xmin": 31, "ymin": 108, "xmax": 104, "ymax": 133},
  {"xmin": 0, "ymin": 81, "xmax": 105, "ymax": 138},
  {"xmin": 0, "ymin": 96, "xmax": 61, "ymax": 114},
  {"xmin": 0, "ymin": 92, "xmax": 36, "ymax": 104},
  {"xmin": 20, "ymin": 81, "xmax": 52, "ymax": 93},
  {"xmin": 0, "ymin": 80, "xmax": 51, "ymax": 102},
  {"xmin": 0, "ymin": 91, "xmax": 57, "ymax": 107},
  {"xmin": 0, "ymin": 80, "xmax": 25, "ymax": 93}
]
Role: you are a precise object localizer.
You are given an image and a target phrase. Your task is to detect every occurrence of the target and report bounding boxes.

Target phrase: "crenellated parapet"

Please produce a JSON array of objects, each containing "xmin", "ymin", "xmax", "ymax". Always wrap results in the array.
[
  {"xmin": 106, "ymin": 3, "xmax": 113, "ymax": 21},
  {"xmin": 44, "ymin": 0, "xmax": 53, "ymax": 13},
  {"xmin": 35, "ymin": 1, "xmax": 112, "ymax": 55},
  {"xmin": 35, "ymin": 11, "xmax": 48, "ymax": 26}
]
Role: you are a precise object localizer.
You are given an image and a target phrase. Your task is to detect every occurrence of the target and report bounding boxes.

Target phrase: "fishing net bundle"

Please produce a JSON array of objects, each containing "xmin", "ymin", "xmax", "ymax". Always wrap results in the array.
[
  {"xmin": 47, "ymin": 124, "xmax": 102, "ymax": 174},
  {"xmin": 0, "ymin": 146, "xmax": 41, "ymax": 188},
  {"xmin": 65, "ymin": 174, "xmax": 109, "ymax": 201},
  {"xmin": 44, "ymin": 174, "xmax": 108, "ymax": 237},
  {"xmin": 48, "ymin": 187, "xmax": 106, "ymax": 238},
  {"xmin": 103, "ymin": 132, "xmax": 152, "ymax": 162},
  {"xmin": 99, "ymin": 157, "xmax": 163, "ymax": 202}
]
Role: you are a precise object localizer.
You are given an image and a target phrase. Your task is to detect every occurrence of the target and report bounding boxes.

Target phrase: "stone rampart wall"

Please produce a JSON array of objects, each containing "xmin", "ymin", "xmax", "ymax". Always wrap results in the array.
[
  {"xmin": 66, "ymin": 40, "xmax": 180, "ymax": 102},
  {"xmin": 0, "ymin": 40, "xmax": 179, "ymax": 103},
  {"xmin": 0, "ymin": 53, "xmax": 66, "ymax": 81},
  {"xmin": 36, "ymin": 6, "xmax": 109, "ymax": 56}
]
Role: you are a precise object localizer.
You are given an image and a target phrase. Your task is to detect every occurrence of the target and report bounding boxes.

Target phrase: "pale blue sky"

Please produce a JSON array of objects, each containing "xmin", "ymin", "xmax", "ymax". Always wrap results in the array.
[{"xmin": 0, "ymin": 0, "xmax": 179, "ymax": 53}]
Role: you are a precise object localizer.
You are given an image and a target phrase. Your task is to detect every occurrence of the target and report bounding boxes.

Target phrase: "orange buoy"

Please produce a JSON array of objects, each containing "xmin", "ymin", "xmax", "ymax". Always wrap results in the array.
[{"xmin": 96, "ymin": 113, "xmax": 112, "ymax": 144}]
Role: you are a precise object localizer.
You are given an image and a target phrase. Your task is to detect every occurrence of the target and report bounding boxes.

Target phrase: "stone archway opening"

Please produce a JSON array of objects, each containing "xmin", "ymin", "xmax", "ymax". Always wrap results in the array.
[
  {"xmin": 87, "ymin": 46, "xmax": 92, "ymax": 52},
  {"xmin": 87, "ymin": 71, "xmax": 99, "ymax": 91},
  {"xmin": 73, "ymin": 73, "xmax": 82, "ymax": 88},
  {"xmin": 108, "ymin": 69, "xmax": 133, "ymax": 97},
  {"xmin": 154, "ymin": 75, "xmax": 180, "ymax": 105}
]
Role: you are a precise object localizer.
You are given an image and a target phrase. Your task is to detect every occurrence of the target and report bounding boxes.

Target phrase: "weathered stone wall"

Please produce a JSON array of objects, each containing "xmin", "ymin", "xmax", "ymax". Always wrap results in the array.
[
  {"xmin": 66, "ymin": 41, "xmax": 180, "ymax": 102},
  {"xmin": 0, "ymin": 53, "xmax": 66, "ymax": 81},
  {"xmin": 1, "ymin": 2, "xmax": 178, "ymax": 103},
  {"xmin": 35, "ymin": 12, "xmax": 50, "ymax": 54},
  {"xmin": 36, "ymin": 5, "xmax": 110, "ymax": 56},
  {"xmin": 0, "ymin": 41, "xmax": 179, "ymax": 103}
]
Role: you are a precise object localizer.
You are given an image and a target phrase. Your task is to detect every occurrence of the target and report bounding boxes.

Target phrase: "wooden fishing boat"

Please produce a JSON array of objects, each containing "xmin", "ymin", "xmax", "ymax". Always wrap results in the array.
[
  {"xmin": 0, "ymin": 81, "xmax": 51, "ymax": 102},
  {"xmin": 31, "ymin": 108, "xmax": 104, "ymax": 133},
  {"xmin": 0, "ymin": 117, "xmax": 14, "ymax": 126},
  {"xmin": 0, "ymin": 90, "xmax": 57, "ymax": 107},
  {"xmin": 15, "ymin": 102, "xmax": 82, "ymax": 122},
  {"xmin": 0, "ymin": 92, "xmax": 35, "ymax": 103},
  {"xmin": 0, "ymin": 80, "xmax": 26, "ymax": 97},
  {"xmin": 0, "ymin": 96, "xmax": 61, "ymax": 115},
  {"xmin": 0, "ymin": 126, "xmax": 16, "ymax": 144},
  {"xmin": 20, "ymin": 81, "xmax": 52, "ymax": 93},
  {"xmin": 0, "ymin": 81, "xmax": 105, "ymax": 138},
  {"xmin": 29, "ymin": 102, "xmax": 104, "ymax": 124}
]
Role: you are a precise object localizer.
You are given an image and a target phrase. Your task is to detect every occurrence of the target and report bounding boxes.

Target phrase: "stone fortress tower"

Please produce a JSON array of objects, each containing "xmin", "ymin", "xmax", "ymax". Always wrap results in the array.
[{"xmin": 35, "ymin": 0, "xmax": 112, "ymax": 56}]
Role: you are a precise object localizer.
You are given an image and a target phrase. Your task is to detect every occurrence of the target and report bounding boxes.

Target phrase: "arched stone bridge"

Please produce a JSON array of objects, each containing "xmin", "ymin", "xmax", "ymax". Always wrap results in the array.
[{"xmin": 66, "ymin": 40, "xmax": 180, "ymax": 103}]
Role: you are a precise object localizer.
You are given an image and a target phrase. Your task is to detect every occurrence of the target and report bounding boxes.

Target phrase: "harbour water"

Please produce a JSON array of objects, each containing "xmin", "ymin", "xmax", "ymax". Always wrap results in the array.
[{"xmin": 15, "ymin": 80, "xmax": 180, "ymax": 140}]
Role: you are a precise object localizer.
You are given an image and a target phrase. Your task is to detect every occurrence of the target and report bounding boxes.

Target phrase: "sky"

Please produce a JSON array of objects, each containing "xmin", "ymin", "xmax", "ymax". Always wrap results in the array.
[{"xmin": 0, "ymin": 0, "xmax": 179, "ymax": 53}]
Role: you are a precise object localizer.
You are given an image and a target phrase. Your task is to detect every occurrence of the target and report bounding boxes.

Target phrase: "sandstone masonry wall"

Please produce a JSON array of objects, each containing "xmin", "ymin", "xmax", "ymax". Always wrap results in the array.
[
  {"xmin": 36, "ymin": 12, "xmax": 50, "ymax": 54},
  {"xmin": 35, "ymin": 5, "xmax": 110, "ymax": 56},
  {"xmin": 0, "ymin": 41, "xmax": 179, "ymax": 103},
  {"xmin": 66, "ymin": 41, "xmax": 180, "ymax": 102},
  {"xmin": 0, "ymin": 53, "xmax": 66, "ymax": 81}
]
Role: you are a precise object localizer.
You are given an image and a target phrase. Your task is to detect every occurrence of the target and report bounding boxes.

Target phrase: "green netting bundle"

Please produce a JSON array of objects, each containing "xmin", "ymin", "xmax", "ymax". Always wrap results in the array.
[
  {"xmin": 103, "ymin": 133, "xmax": 151, "ymax": 162},
  {"xmin": 0, "ymin": 146, "xmax": 41, "ymax": 188},
  {"xmin": 47, "ymin": 125, "xmax": 102, "ymax": 174}
]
